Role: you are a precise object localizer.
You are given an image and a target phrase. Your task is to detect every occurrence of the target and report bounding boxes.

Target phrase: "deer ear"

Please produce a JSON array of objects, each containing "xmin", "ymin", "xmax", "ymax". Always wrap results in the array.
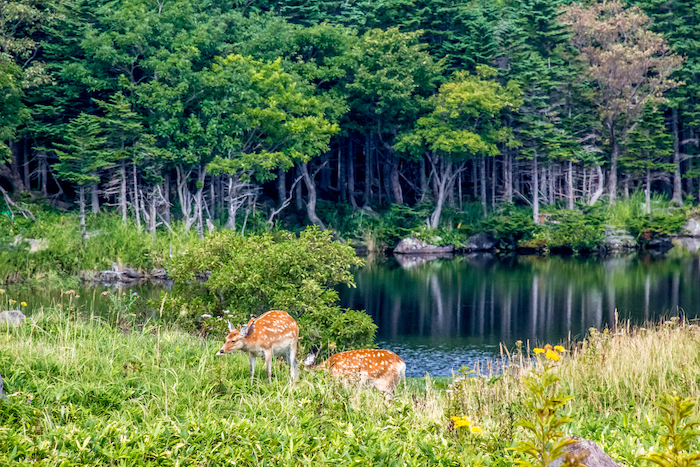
[
  {"xmin": 227, "ymin": 321, "xmax": 236, "ymax": 333},
  {"xmin": 240, "ymin": 319, "xmax": 255, "ymax": 337}
]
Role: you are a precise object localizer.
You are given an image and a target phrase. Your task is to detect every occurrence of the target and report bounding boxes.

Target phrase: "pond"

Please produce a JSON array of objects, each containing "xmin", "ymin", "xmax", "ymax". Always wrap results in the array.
[{"xmin": 5, "ymin": 252, "xmax": 700, "ymax": 377}]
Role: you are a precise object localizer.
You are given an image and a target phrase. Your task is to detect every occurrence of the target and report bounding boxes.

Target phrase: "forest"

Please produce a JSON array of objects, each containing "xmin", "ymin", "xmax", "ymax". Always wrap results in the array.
[{"xmin": 1, "ymin": 0, "xmax": 699, "ymax": 240}]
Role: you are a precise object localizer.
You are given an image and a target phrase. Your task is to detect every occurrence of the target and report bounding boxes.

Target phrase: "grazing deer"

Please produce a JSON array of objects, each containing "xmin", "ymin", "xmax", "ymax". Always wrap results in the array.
[
  {"xmin": 305, "ymin": 349, "xmax": 406, "ymax": 393},
  {"xmin": 216, "ymin": 310, "xmax": 299, "ymax": 382}
]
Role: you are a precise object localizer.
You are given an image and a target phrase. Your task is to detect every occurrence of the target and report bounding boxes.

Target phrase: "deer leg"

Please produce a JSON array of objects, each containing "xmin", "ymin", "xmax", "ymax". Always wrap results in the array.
[
  {"xmin": 289, "ymin": 345, "xmax": 298, "ymax": 381},
  {"xmin": 265, "ymin": 351, "xmax": 273, "ymax": 383},
  {"xmin": 249, "ymin": 354, "xmax": 256, "ymax": 381}
]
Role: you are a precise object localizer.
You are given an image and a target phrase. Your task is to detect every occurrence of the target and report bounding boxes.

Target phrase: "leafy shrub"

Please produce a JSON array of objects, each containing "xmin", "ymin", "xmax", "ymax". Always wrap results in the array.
[
  {"xmin": 627, "ymin": 212, "xmax": 686, "ymax": 247},
  {"xmin": 547, "ymin": 210, "xmax": 606, "ymax": 253},
  {"xmin": 167, "ymin": 226, "xmax": 376, "ymax": 352},
  {"xmin": 481, "ymin": 209, "xmax": 538, "ymax": 250}
]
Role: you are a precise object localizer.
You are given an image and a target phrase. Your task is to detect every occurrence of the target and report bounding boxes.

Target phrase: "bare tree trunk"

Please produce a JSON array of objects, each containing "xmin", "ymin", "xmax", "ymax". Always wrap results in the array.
[
  {"xmin": 533, "ymin": 154, "xmax": 539, "ymax": 224},
  {"xmin": 608, "ymin": 125, "xmax": 619, "ymax": 204},
  {"xmin": 672, "ymin": 107, "xmax": 683, "ymax": 205},
  {"xmin": 294, "ymin": 166, "xmax": 303, "ymax": 210},
  {"xmin": 504, "ymin": 149, "xmax": 513, "ymax": 204},
  {"xmin": 548, "ymin": 166, "xmax": 554, "ymax": 205},
  {"xmin": 646, "ymin": 167, "xmax": 651, "ymax": 214},
  {"xmin": 300, "ymin": 162, "xmax": 325, "ymax": 229},
  {"xmin": 480, "ymin": 156, "xmax": 487, "ymax": 217},
  {"xmin": 133, "ymin": 163, "xmax": 141, "ymax": 232},
  {"xmin": 420, "ymin": 156, "xmax": 428, "ymax": 202},
  {"xmin": 588, "ymin": 165, "xmax": 605, "ymax": 206},
  {"xmin": 120, "ymin": 159, "xmax": 128, "ymax": 224},
  {"xmin": 347, "ymin": 139, "xmax": 358, "ymax": 210},
  {"xmin": 567, "ymin": 160, "xmax": 574, "ymax": 210},
  {"xmin": 390, "ymin": 151, "xmax": 403, "ymax": 205},
  {"xmin": 39, "ymin": 151, "xmax": 47, "ymax": 196},
  {"xmin": 7, "ymin": 140, "xmax": 26, "ymax": 193},
  {"xmin": 194, "ymin": 167, "xmax": 206, "ymax": 238},
  {"xmin": 23, "ymin": 139, "xmax": 30, "ymax": 189},
  {"xmin": 491, "ymin": 156, "xmax": 496, "ymax": 210},
  {"xmin": 277, "ymin": 168, "xmax": 286, "ymax": 207},
  {"xmin": 78, "ymin": 185, "xmax": 86, "ymax": 240},
  {"xmin": 363, "ymin": 134, "xmax": 372, "ymax": 207},
  {"xmin": 91, "ymin": 182, "xmax": 100, "ymax": 213},
  {"xmin": 472, "ymin": 159, "xmax": 478, "ymax": 198},
  {"xmin": 163, "ymin": 172, "xmax": 171, "ymax": 225}
]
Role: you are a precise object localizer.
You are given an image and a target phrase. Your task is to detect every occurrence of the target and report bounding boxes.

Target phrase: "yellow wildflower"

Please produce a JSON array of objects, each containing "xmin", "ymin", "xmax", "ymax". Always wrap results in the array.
[
  {"xmin": 533, "ymin": 348, "xmax": 545, "ymax": 354},
  {"xmin": 470, "ymin": 426, "xmax": 482, "ymax": 434},
  {"xmin": 545, "ymin": 349, "xmax": 562, "ymax": 361},
  {"xmin": 554, "ymin": 345, "xmax": 565, "ymax": 353},
  {"xmin": 451, "ymin": 416, "xmax": 471, "ymax": 429},
  {"xmin": 21, "ymin": 302, "xmax": 27, "ymax": 307}
]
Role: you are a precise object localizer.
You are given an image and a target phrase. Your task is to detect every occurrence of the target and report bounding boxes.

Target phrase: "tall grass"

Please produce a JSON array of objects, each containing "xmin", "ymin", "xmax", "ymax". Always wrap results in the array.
[
  {"xmin": 3, "ymin": 308, "xmax": 700, "ymax": 465},
  {"xmin": 0, "ymin": 309, "xmax": 453, "ymax": 466}
]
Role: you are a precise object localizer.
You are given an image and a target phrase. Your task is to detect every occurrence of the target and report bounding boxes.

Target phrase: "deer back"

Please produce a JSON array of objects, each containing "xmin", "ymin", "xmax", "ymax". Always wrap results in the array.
[
  {"xmin": 218, "ymin": 310, "xmax": 298, "ymax": 355},
  {"xmin": 320, "ymin": 349, "xmax": 406, "ymax": 392}
]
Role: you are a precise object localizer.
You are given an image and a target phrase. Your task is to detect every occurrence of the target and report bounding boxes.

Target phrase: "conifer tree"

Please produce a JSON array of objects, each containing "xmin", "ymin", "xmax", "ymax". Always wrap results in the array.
[{"xmin": 52, "ymin": 113, "xmax": 110, "ymax": 239}]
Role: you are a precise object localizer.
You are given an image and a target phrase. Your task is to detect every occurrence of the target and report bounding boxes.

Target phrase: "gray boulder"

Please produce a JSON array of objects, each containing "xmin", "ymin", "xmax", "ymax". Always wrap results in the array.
[
  {"xmin": 682, "ymin": 218, "xmax": 700, "ymax": 237},
  {"xmin": 551, "ymin": 437, "xmax": 619, "ymax": 467},
  {"xmin": 466, "ymin": 232, "xmax": 498, "ymax": 251},
  {"xmin": 394, "ymin": 252, "xmax": 454, "ymax": 269},
  {"xmin": 393, "ymin": 237, "xmax": 454, "ymax": 254},
  {"xmin": 0, "ymin": 374, "xmax": 5, "ymax": 400},
  {"xmin": 604, "ymin": 226, "xmax": 636, "ymax": 251},
  {"xmin": 672, "ymin": 237, "xmax": 700, "ymax": 253},
  {"xmin": 0, "ymin": 310, "xmax": 26, "ymax": 327}
]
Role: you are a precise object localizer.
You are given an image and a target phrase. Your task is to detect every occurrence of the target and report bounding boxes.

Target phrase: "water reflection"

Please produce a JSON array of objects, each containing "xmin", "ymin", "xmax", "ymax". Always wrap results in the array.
[{"xmin": 340, "ymin": 253, "xmax": 700, "ymax": 376}]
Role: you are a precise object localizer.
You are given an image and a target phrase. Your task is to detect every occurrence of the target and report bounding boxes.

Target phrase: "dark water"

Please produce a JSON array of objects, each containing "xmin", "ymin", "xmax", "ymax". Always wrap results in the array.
[
  {"xmin": 339, "ymin": 253, "xmax": 700, "ymax": 377},
  {"xmin": 6, "ymin": 253, "xmax": 700, "ymax": 377}
]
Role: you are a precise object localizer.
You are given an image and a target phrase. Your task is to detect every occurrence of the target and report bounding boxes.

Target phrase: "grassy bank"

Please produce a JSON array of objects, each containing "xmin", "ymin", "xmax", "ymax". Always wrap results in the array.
[{"xmin": 2, "ymin": 308, "xmax": 700, "ymax": 466}]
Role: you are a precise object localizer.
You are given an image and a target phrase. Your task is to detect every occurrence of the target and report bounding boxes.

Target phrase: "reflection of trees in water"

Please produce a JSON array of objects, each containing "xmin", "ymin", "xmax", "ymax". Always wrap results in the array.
[{"xmin": 342, "ymin": 254, "xmax": 700, "ymax": 344}]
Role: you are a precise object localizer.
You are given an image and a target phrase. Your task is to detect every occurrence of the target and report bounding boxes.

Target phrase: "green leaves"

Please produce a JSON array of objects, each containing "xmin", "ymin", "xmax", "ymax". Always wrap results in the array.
[
  {"xmin": 52, "ymin": 112, "xmax": 110, "ymax": 186},
  {"xmin": 641, "ymin": 395, "xmax": 700, "ymax": 467},
  {"xmin": 168, "ymin": 226, "xmax": 374, "ymax": 351}
]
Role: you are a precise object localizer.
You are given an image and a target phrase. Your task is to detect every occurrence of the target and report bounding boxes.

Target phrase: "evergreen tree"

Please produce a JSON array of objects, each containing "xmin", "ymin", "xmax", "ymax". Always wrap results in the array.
[{"xmin": 52, "ymin": 112, "xmax": 110, "ymax": 238}]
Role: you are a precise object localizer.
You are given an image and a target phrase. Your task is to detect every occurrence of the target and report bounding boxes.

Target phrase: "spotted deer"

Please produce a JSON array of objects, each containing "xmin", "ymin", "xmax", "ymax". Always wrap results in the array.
[
  {"xmin": 305, "ymin": 349, "xmax": 406, "ymax": 393},
  {"xmin": 216, "ymin": 310, "xmax": 299, "ymax": 382}
]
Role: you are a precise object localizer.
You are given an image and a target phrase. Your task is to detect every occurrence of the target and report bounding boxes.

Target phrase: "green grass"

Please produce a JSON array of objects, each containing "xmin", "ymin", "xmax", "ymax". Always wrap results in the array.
[{"xmin": 3, "ymin": 308, "xmax": 700, "ymax": 466}]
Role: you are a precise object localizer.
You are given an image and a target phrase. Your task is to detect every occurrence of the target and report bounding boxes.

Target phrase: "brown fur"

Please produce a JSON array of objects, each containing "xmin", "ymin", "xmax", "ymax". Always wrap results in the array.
[
  {"xmin": 315, "ymin": 349, "xmax": 406, "ymax": 393},
  {"xmin": 217, "ymin": 310, "xmax": 299, "ymax": 382}
]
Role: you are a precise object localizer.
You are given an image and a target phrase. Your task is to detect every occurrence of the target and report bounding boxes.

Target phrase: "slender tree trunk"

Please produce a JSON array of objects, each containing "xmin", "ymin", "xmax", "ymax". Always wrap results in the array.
[
  {"xmin": 91, "ymin": 182, "xmax": 100, "ymax": 213},
  {"xmin": 39, "ymin": 151, "xmax": 47, "ymax": 196},
  {"xmin": 672, "ymin": 107, "xmax": 683, "ymax": 205},
  {"xmin": 608, "ymin": 125, "xmax": 619, "ymax": 204},
  {"xmin": 420, "ymin": 156, "xmax": 428, "ymax": 202},
  {"xmin": 363, "ymin": 134, "xmax": 372, "ymax": 207},
  {"xmin": 78, "ymin": 185, "xmax": 86, "ymax": 240},
  {"xmin": 300, "ymin": 162, "xmax": 325, "ymax": 229},
  {"xmin": 120, "ymin": 159, "xmax": 128, "ymax": 224},
  {"xmin": 472, "ymin": 159, "xmax": 478, "ymax": 198},
  {"xmin": 588, "ymin": 165, "xmax": 605, "ymax": 206},
  {"xmin": 480, "ymin": 156, "xmax": 487, "ymax": 217},
  {"xmin": 567, "ymin": 160, "xmax": 574, "ymax": 210},
  {"xmin": 505, "ymin": 149, "xmax": 513, "ymax": 204},
  {"xmin": 23, "ymin": 139, "xmax": 30, "ymax": 189},
  {"xmin": 533, "ymin": 154, "xmax": 539, "ymax": 224},
  {"xmin": 277, "ymin": 168, "xmax": 286, "ymax": 207},
  {"xmin": 548, "ymin": 166, "xmax": 554, "ymax": 206},
  {"xmin": 390, "ymin": 151, "xmax": 403, "ymax": 206},
  {"xmin": 491, "ymin": 156, "xmax": 496, "ymax": 210},
  {"xmin": 646, "ymin": 167, "xmax": 651, "ymax": 214},
  {"xmin": 347, "ymin": 139, "xmax": 358, "ymax": 210},
  {"xmin": 195, "ymin": 167, "xmax": 206, "ymax": 238},
  {"xmin": 163, "ymin": 172, "xmax": 171, "ymax": 225},
  {"xmin": 133, "ymin": 163, "xmax": 141, "ymax": 232},
  {"xmin": 7, "ymin": 140, "xmax": 26, "ymax": 193},
  {"xmin": 295, "ymin": 165, "xmax": 303, "ymax": 210}
]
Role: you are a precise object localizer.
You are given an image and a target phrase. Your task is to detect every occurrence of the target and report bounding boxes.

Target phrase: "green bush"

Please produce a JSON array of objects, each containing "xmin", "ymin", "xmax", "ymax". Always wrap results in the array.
[
  {"xmin": 480, "ymin": 208, "xmax": 538, "ymax": 250},
  {"xmin": 166, "ymin": 226, "xmax": 376, "ymax": 352},
  {"xmin": 627, "ymin": 212, "xmax": 686, "ymax": 247},
  {"xmin": 547, "ymin": 210, "xmax": 606, "ymax": 253}
]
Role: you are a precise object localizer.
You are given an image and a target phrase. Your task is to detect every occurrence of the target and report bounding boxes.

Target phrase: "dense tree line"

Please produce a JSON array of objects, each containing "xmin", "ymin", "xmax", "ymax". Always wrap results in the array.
[{"xmin": 1, "ymin": 0, "xmax": 698, "ymax": 234}]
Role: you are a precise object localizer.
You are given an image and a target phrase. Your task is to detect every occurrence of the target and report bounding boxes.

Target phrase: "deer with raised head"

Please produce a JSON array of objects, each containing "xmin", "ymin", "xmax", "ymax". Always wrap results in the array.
[
  {"xmin": 304, "ymin": 348, "xmax": 406, "ymax": 393},
  {"xmin": 216, "ymin": 310, "xmax": 299, "ymax": 382}
]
